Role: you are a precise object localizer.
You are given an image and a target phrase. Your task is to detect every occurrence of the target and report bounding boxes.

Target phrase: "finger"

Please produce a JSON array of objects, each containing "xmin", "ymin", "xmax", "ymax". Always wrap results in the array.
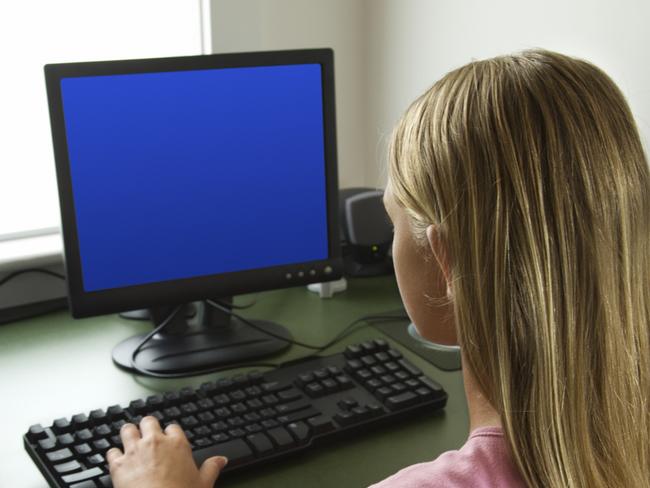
[
  {"xmin": 164, "ymin": 422, "xmax": 187, "ymax": 440},
  {"xmin": 120, "ymin": 423, "xmax": 141, "ymax": 451},
  {"xmin": 106, "ymin": 447, "xmax": 122, "ymax": 466},
  {"xmin": 139, "ymin": 416, "xmax": 162, "ymax": 438},
  {"xmin": 199, "ymin": 456, "xmax": 228, "ymax": 486}
]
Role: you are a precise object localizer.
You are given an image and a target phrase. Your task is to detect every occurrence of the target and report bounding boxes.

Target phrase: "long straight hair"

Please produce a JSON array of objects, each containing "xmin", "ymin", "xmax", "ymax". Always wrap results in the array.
[{"xmin": 388, "ymin": 49, "xmax": 650, "ymax": 487}]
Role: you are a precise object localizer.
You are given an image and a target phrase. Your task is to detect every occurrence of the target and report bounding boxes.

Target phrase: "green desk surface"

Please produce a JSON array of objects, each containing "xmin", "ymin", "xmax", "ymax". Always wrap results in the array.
[{"xmin": 0, "ymin": 275, "xmax": 468, "ymax": 487}]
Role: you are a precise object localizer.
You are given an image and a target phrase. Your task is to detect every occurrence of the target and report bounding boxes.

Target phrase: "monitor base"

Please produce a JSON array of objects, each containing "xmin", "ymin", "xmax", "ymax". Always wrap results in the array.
[{"xmin": 112, "ymin": 300, "xmax": 292, "ymax": 376}]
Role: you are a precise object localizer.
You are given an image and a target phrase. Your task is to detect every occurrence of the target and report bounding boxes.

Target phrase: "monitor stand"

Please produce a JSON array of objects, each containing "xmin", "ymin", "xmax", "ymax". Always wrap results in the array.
[{"xmin": 112, "ymin": 297, "xmax": 292, "ymax": 376}]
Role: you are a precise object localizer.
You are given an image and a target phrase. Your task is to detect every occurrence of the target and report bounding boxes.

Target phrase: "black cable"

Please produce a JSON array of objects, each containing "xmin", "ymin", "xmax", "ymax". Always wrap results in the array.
[
  {"xmin": 128, "ymin": 300, "xmax": 408, "ymax": 379},
  {"xmin": 211, "ymin": 296, "xmax": 258, "ymax": 310},
  {"xmin": 129, "ymin": 305, "xmax": 280, "ymax": 379},
  {"xmin": 0, "ymin": 268, "xmax": 65, "ymax": 287},
  {"xmin": 206, "ymin": 298, "xmax": 408, "ymax": 352}
]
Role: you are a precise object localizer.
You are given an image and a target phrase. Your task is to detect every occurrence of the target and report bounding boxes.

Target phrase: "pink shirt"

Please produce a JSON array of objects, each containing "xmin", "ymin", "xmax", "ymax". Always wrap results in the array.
[{"xmin": 368, "ymin": 427, "xmax": 526, "ymax": 488}]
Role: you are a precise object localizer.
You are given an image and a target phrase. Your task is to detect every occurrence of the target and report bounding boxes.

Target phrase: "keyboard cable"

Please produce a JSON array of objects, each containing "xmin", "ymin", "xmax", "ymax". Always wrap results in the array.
[{"xmin": 128, "ymin": 300, "xmax": 408, "ymax": 379}]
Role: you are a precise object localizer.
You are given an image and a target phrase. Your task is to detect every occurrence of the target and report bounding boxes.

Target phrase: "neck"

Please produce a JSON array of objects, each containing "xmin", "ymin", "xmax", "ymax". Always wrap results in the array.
[{"xmin": 461, "ymin": 351, "xmax": 502, "ymax": 433}]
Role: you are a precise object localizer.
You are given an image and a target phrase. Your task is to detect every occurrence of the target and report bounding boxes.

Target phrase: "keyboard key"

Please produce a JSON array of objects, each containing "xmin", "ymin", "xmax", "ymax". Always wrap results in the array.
[
  {"xmin": 345, "ymin": 359, "xmax": 363, "ymax": 372},
  {"xmin": 334, "ymin": 410, "xmax": 357, "ymax": 427},
  {"xmin": 211, "ymin": 433, "xmax": 229, "ymax": 443},
  {"xmin": 246, "ymin": 399, "xmax": 264, "ymax": 410},
  {"xmin": 267, "ymin": 426, "xmax": 295, "ymax": 450},
  {"xmin": 398, "ymin": 358, "xmax": 422, "ymax": 376},
  {"xmin": 74, "ymin": 443, "xmax": 92, "ymax": 455},
  {"xmin": 419, "ymin": 377, "xmax": 444, "ymax": 392},
  {"xmin": 198, "ymin": 411, "xmax": 215, "ymax": 423},
  {"xmin": 275, "ymin": 399, "xmax": 311, "ymax": 415},
  {"xmin": 61, "ymin": 467, "xmax": 104, "ymax": 484},
  {"xmin": 374, "ymin": 352, "xmax": 390, "ymax": 362},
  {"xmin": 210, "ymin": 421, "xmax": 228, "ymax": 432},
  {"xmin": 58, "ymin": 433, "xmax": 75, "ymax": 446},
  {"xmin": 71, "ymin": 413, "xmax": 90, "ymax": 429},
  {"xmin": 106, "ymin": 405, "xmax": 125, "ymax": 419},
  {"xmin": 195, "ymin": 438, "xmax": 212, "ymax": 448},
  {"xmin": 27, "ymin": 424, "xmax": 47, "ymax": 441},
  {"xmin": 376, "ymin": 386, "xmax": 393, "ymax": 400},
  {"xmin": 244, "ymin": 423, "xmax": 262, "ymax": 434},
  {"xmin": 46, "ymin": 447, "xmax": 73, "ymax": 463},
  {"xmin": 93, "ymin": 438, "xmax": 111, "ymax": 451},
  {"xmin": 304, "ymin": 383, "xmax": 324, "ymax": 397},
  {"xmin": 129, "ymin": 400, "xmax": 146, "ymax": 415},
  {"xmin": 98, "ymin": 474, "xmax": 113, "ymax": 487},
  {"xmin": 388, "ymin": 349, "xmax": 402, "ymax": 359},
  {"xmin": 89, "ymin": 409, "xmax": 108, "ymax": 423},
  {"xmin": 367, "ymin": 403, "xmax": 385, "ymax": 416},
  {"xmin": 366, "ymin": 378, "xmax": 382, "ymax": 392},
  {"xmin": 87, "ymin": 453, "xmax": 105, "ymax": 465},
  {"xmin": 337, "ymin": 398, "xmax": 358, "ymax": 410},
  {"xmin": 227, "ymin": 416, "xmax": 245, "ymax": 427},
  {"xmin": 52, "ymin": 417, "xmax": 71, "ymax": 434},
  {"xmin": 361, "ymin": 356, "xmax": 377, "ymax": 366},
  {"xmin": 163, "ymin": 391, "xmax": 181, "ymax": 405},
  {"xmin": 313, "ymin": 368, "xmax": 329, "ymax": 380},
  {"xmin": 94, "ymin": 424, "xmax": 112, "ymax": 437},
  {"xmin": 245, "ymin": 385, "xmax": 262, "ymax": 396},
  {"xmin": 54, "ymin": 459, "xmax": 82, "ymax": 473},
  {"xmin": 260, "ymin": 381, "xmax": 286, "ymax": 393},
  {"xmin": 373, "ymin": 338, "xmax": 389, "ymax": 350},
  {"xmin": 297, "ymin": 372, "xmax": 314, "ymax": 386},
  {"xmin": 193, "ymin": 439, "xmax": 254, "ymax": 468},
  {"xmin": 386, "ymin": 391, "xmax": 419, "ymax": 410},
  {"xmin": 322, "ymin": 378, "xmax": 339, "ymax": 391},
  {"xmin": 71, "ymin": 480, "xmax": 100, "ymax": 488},
  {"xmin": 336, "ymin": 375, "xmax": 354, "ymax": 390},
  {"xmin": 38, "ymin": 437, "xmax": 57, "ymax": 451},
  {"xmin": 277, "ymin": 388, "xmax": 302, "ymax": 401},
  {"xmin": 286, "ymin": 421, "xmax": 310, "ymax": 444},
  {"xmin": 307, "ymin": 415, "xmax": 335, "ymax": 434},
  {"xmin": 344, "ymin": 344, "xmax": 362, "ymax": 358},
  {"xmin": 246, "ymin": 432, "xmax": 274, "ymax": 455},
  {"xmin": 351, "ymin": 406, "xmax": 370, "ymax": 420},
  {"xmin": 276, "ymin": 406, "xmax": 321, "ymax": 424},
  {"xmin": 356, "ymin": 369, "xmax": 373, "ymax": 381},
  {"xmin": 327, "ymin": 366, "xmax": 341, "ymax": 376},
  {"xmin": 261, "ymin": 419, "xmax": 279, "ymax": 429}
]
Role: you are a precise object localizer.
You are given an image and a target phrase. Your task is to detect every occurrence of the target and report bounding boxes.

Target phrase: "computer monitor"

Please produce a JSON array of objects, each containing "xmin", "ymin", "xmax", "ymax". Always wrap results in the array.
[{"xmin": 44, "ymin": 49, "xmax": 342, "ymax": 376}]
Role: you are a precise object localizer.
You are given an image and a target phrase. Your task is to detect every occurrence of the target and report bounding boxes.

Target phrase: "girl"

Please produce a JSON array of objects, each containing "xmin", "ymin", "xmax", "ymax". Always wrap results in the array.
[{"xmin": 107, "ymin": 49, "xmax": 650, "ymax": 488}]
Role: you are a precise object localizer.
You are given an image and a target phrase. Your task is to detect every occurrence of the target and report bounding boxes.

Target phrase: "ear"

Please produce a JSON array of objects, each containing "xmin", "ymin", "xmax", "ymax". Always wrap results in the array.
[{"xmin": 426, "ymin": 225, "xmax": 451, "ymax": 289}]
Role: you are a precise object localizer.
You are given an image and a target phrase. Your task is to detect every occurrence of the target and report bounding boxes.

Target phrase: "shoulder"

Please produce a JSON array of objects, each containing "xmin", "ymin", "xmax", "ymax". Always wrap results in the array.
[{"xmin": 367, "ymin": 427, "xmax": 526, "ymax": 488}]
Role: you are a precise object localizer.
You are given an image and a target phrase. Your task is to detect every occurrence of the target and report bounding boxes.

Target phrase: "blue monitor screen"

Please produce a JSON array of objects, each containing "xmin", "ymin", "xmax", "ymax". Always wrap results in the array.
[{"xmin": 60, "ymin": 63, "xmax": 329, "ymax": 292}]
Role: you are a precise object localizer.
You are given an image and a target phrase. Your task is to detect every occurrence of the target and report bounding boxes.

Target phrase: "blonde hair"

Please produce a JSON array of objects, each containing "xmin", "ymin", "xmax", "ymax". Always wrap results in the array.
[{"xmin": 388, "ymin": 49, "xmax": 650, "ymax": 487}]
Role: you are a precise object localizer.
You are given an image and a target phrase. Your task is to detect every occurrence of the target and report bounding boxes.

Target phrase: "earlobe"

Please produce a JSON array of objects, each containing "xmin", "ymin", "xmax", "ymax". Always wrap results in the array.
[{"xmin": 426, "ymin": 224, "xmax": 452, "ymax": 290}]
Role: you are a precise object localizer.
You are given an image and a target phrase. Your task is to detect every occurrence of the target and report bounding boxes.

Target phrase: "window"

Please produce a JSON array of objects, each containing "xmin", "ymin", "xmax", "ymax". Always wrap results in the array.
[{"xmin": 0, "ymin": 0, "xmax": 208, "ymax": 237}]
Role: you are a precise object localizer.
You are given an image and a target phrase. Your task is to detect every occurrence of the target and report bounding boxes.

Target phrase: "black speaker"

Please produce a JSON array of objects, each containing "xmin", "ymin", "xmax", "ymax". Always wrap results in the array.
[{"xmin": 339, "ymin": 187, "xmax": 393, "ymax": 277}]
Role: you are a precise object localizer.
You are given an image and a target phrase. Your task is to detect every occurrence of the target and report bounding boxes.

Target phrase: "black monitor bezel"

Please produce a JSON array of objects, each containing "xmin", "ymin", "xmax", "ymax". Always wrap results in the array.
[{"xmin": 44, "ymin": 48, "xmax": 342, "ymax": 318}]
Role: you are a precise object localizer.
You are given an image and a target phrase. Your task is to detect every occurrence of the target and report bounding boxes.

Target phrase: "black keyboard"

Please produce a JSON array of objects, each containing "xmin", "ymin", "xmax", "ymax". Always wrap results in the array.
[{"xmin": 24, "ymin": 338, "xmax": 447, "ymax": 487}]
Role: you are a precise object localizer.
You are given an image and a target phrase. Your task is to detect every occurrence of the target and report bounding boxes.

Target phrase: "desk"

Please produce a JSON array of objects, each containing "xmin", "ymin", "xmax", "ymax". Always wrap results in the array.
[{"xmin": 0, "ymin": 275, "xmax": 469, "ymax": 487}]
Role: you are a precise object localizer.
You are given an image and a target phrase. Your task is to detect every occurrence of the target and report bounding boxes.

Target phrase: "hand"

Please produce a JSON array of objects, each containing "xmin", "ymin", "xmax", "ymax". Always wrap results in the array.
[{"xmin": 106, "ymin": 416, "xmax": 228, "ymax": 488}]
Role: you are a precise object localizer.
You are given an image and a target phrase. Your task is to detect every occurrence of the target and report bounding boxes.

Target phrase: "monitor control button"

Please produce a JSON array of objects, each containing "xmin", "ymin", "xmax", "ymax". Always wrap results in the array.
[
  {"xmin": 324, "ymin": 266, "xmax": 333, "ymax": 275},
  {"xmin": 286, "ymin": 273, "xmax": 292, "ymax": 279},
  {"xmin": 298, "ymin": 271, "xmax": 305, "ymax": 278},
  {"xmin": 309, "ymin": 269, "xmax": 316, "ymax": 276}
]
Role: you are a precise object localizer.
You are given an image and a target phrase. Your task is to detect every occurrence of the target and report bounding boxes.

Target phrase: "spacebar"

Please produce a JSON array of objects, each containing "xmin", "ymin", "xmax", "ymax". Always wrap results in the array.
[{"xmin": 193, "ymin": 439, "xmax": 255, "ymax": 468}]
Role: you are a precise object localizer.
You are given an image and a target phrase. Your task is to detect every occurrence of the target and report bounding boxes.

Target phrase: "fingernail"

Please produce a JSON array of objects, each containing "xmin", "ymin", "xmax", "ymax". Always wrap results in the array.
[{"xmin": 218, "ymin": 456, "xmax": 229, "ymax": 468}]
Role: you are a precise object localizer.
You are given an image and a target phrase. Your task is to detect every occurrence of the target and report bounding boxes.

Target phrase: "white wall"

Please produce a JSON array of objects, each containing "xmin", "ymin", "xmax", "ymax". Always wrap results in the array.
[
  {"xmin": 212, "ymin": 0, "xmax": 650, "ymax": 188},
  {"xmin": 365, "ymin": 0, "xmax": 650, "ymax": 187},
  {"xmin": 211, "ymin": 0, "xmax": 369, "ymax": 188}
]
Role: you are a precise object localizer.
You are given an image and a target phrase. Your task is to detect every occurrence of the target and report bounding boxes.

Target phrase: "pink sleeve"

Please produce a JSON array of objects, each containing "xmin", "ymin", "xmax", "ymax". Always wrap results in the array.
[{"xmin": 367, "ymin": 428, "xmax": 526, "ymax": 488}]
